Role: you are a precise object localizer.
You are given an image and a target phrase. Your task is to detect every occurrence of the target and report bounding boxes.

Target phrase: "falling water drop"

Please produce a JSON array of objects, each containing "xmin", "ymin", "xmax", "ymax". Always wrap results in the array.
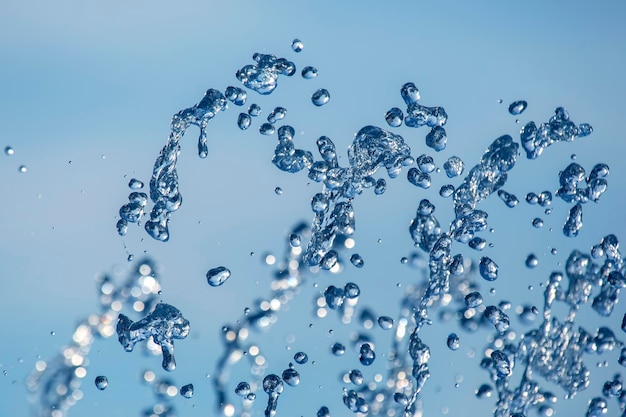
[
  {"xmin": 95, "ymin": 376, "xmax": 108, "ymax": 390},
  {"xmin": 508, "ymin": 100, "xmax": 527, "ymax": 115},
  {"xmin": 311, "ymin": 89, "xmax": 330, "ymax": 106},
  {"xmin": 206, "ymin": 266, "xmax": 232, "ymax": 287}
]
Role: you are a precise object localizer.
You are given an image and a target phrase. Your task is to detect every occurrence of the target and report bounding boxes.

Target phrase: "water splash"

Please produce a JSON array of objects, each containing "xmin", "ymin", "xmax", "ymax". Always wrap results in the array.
[{"xmin": 116, "ymin": 303, "xmax": 190, "ymax": 371}]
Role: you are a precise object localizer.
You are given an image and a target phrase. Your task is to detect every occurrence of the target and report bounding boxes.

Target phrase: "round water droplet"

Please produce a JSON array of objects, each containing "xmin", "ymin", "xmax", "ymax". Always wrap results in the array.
[
  {"xmin": 235, "ymin": 381, "xmax": 251, "ymax": 396},
  {"xmin": 259, "ymin": 123, "xmax": 275, "ymax": 135},
  {"xmin": 282, "ymin": 368, "xmax": 300, "ymax": 386},
  {"xmin": 311, "ymin": 89, "xmax": 330, "ymax": 106},
  {"xmin": 344, "ymin": 282, "xmax": 360, "ymax": 298},
  {"xmin": 289, "ymin": 233, "xmax": 301, "ymax": 248},
  {"xmin": 331, "ymin": 342, "xmax": 345, "ymax": 356},
  {"xmin": 206, "ymin": 266, "xmax": 231, "ymax": 287},
  {"xmin": 274, "ymin": 187, "xmax": 283, "ymax": 195},
  {"xmin": 180, "ymin": 383, "xmax": 194, "ymax": 398},
  {"xmin": 349, "ymin": 369, "xmax": 364, "ymax": 385},
  {"xmin": 465, "ymin": 291, "xmax": 483, "ymax": 308},
  {"xmin": 262, "ymin": 374, "xmax": 283, "ymax": 394},
  {"xmin": 377, "ymin": 316, "xmax": 394, "ymax": 330},
  {"xmin": 301, "ymin": 66, "xmax": 318, "ymax": 79},
  {"xmin": 294, "ymin": 352, "xmax": 308, "ymax": 364},
  {"xmin": 95, "ymin": 375, "xmax": 108, "ymax": 390},
  {"xmin": 248, "ymin": 103, "xmax": 261, "ymax": 117},
  {"xmin": 18, "ymin": 165, "xmax": 27, "ymax": 173},
  {"xmin": 440, "ymin": 184, "xmax": 455, "ymax": 198},
  {"xmin": 350, "ymin": 254, "xmax": 364, "ymax": 268},
  {"xmin": 317, "ymin": 406, "xmax": 331, "ymax": 417},
  {"xmin": 385, "ymin": 107, "xmax": 404, "ymax": 127},
  {"xmin": 291, "ymin": 38, "xmax": 304, "ymax": 52},
  {"xmin": 4, "ymin": 146, "xmax": 14, "ymax": 156},
  {"xmin": 508, "ymin": 100, "xmax": 527, "ymax": 115},
  {"xmin": 525, "ymin": 254, "xmax": 539, "ymax": 268},
  {"xmin": 447, "ymin": 333, "xmax": 460, "ymax": 350},
  {"xmin": 238, "ymin": 113, "xmax": 251, "ymax": 130},
  {"xmin": 532, "ymin": 217, "xmax": 544, "ymax": 228}
]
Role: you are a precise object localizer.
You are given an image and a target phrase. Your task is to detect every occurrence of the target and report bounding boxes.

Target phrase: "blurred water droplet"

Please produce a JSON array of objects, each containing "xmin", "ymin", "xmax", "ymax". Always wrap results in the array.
[
  {"xmin": 532, "ymin": 217, "xmax": 544, "ymax": 228},
  {"xmin": 4, "ymin": 146, "xmax": 14, "ymax": 156},
  {"xmin": 359, "ymin": 343, "xmax": 375, "ymax": 366},
  {"xmin": 377, "ymin": 316, "xmax": 394, "ymax": 330},
  {"xmin": 206, "ymin": 266, "xmax": 232, "ymax": 287},
  {"xmin": 331, "ymin": 342, "xmax": 345, "ymax": 356},
  {"xmin": 18, "ymin": 165, "xmax": 27, "ymax": 173},
  {"xmin": 274, "ymin": 187, "xmax": 283, "ymax": 195},
  {"xmin": 525, "ymin": 253, "xmax": 539, "ymax": 268}
]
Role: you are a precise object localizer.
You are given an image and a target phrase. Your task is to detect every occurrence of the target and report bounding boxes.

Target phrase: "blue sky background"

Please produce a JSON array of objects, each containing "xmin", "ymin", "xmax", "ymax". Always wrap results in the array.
[{"xmin": 1, "ymin": 1, "xmax": 626, "ymax": 416}]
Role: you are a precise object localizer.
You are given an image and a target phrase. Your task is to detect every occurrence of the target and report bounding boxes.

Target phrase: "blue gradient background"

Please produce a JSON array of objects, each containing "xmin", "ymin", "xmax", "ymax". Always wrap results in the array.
[{"xmin": 1, "ymin": 1, "xmax": 626, "ymax": 416}]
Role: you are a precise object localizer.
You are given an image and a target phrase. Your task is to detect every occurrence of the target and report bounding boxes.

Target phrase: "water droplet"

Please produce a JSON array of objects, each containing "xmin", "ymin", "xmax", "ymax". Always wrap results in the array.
[
  {"xmin": 468, "ymin": 237, "xmax": 486, "ymax": 251},
  {"xmin": 95, "ymin": 375, "xmax": 108, "ymax": 390},
  {"xmin": 465, "ymin": 291, "xmax": 483, "ymax": 308},
  {"xmin": 485, "ymin": 306, "xmax": 510, "ymax": 334},
  {"xmin": 18, "ymin": 165, "xmax": 27, "ymax": 173},
  {"xmin": 359, "ymin": 343, "xmax": 375, "ymax": 366},
  {"xmin": 475, "ymin": 384, "xmax": 493, "ymax": 399},
  {"xmin": 446, "ymin": 333, "xmax": 460, "ymax": 350},
  {"xmin": 349, "ymin": 369, "xmax": 364, "ymax": 385},
  {"xmin": 320, "ymin": 250, "xmax": 338, "ymax": 270},
  {"xmin": 301, "ymin": 66, "xmax": 318, "ymax": 79},
  {"xmin": 344, "ymin": 282, "xmax": 360, "ymax": 298},
  {"xmin": 274, "ymin": 187, "xmax": 283, "ymax": 195},
  {"xmin": 439, "ymin": 184, "xmax": 455, "ymax": 198},
  {"xmin": 4, "ymin": 146, "xmax": 14, "ymax": 156},
  {"xmin": 238, "ymin": 113, "xmax": 251, "ymax": 130},
  {"xmin": 282, "ymin": 368, "xmax": 300, "ymax": 386},
  {"xmin": 128, "ymin": 178, "xmax": 144, "ymax": 190},
  {"xmin": 317, "ymin": 406, "xmax": 330, "ymax": 417},
  {"xmin": 260, "ymin": 123, "xmax": 275, "ymax": 135},
  {"xmin": 385, "ymin": 107, "xmax": 404, "ymax": 127},
  {"xmin": 425, "ymin": 126, "xmax": 447, "ymax": 152},
  {"xmin": 289, "ymin": 233, "xmax": 301, "ymax": 247},
  {"xmin": 224, "ymin": 86, "xmax": 247, "ymax": 106},
  {"xmin": 180, "ymin": 383, "xmax": 194, "ymax": 398},
  {"xmin": 350, "ymin": 253, "xmax": 364, "ymax": 268},
  {"xmin": 377, "ymin": 316, "xmax": 394, "ymax": 330},
  {"xmin": 235, "ymin": 381, "xmax": 251, "ymax": 396},
  {"xmin": 294, "ymin": 352, "xmax": 308, "ymax": 364},
  {"xmin": 508, "ymin": 100, "xmax": 527, "ymax": 115},
  {"xmin": 248, "ymin": 103, "xmax": 262, "ymax": 116},
  {"xmin": 525, "ymin": 253, "xmax": 539, "ymax": 268},
  {"xmin": 443, "ymin": 156, "xmax": 464, "ymax": 178},
  {"xmin": 416, "ymin": 154, "xmax": 435, "ymax": 173},
  {"xmin": 267, "ymin": 107, "xmax": 287, "ymax": 124},
  {"xmin": 311, "ymin": 89, "xmax": 330, "ymax": 106},
  {"xmin": 479, "ymin": 257, "xmax": 499, "ymax": 281},
  {"xmin": 291, "ymin": 38, "xmax": 303, "ymax": 52},
  {"xmin": 331, "ymin": 343, "xmax": 345, "ymax": 356},
  {"xmin": 532, "ymin": 218, "xmax": 544, "ymax": 228},
  {"xmin": 324, "ymin": 285, "xmax": 345, "ymax": 309},
  {"xmin": 206, "ymin": 266, "xmax": 232, "ymax": 287}
]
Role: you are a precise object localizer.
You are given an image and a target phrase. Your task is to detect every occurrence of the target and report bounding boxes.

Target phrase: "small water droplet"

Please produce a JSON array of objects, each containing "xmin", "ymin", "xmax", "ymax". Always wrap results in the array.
[
  {"xmin": 525, "ymin": 254, "xmax": 539, "ymax": 268},
  {"xmin": 377, "ymin": 316, "xmax": 394, "ymax": 330},
  {"xmin": 532, "ymin": 218, "xmax": 544, "ymax": 228},
  {"xmin": 248, "ymin": 103, "xmax": 261, "ymax": 116},
  {"xmin": 274, "ymin": 187, "xmax": 283, "ymax": 195},
  {"xmin": 331, "ymin": 342, "xmax": 345, "ymax": 356},
  {"xmin": 260, "ymin": 122, "xmax": 275, "ymax": 135},
  {"xmin": 95, "ymin": 375, "xmax": 108, "ymax": 390},
  {"xmin": 180, "ymin": 383, "xmax": 194, "ymax": 398},
  {"xmin": 301, "ymin": 66, "xmax": 318, "ymax": 79},
  {"xmin": 350, "ymin": 253, "xmax": 364, "ymax": 268},
  {"xmin": 294, "ymin": 352, "xmax": 308, "ymax": 364},
  {"xmin": 206, "ymin": 266, "xmax": 231, "ymax": 287},
  {"xmin": 4, "ymin": 146, "xmax": 14, "ymax": 156},
  {"xmin": 235, "ymin": 381, "xmax": 251, "ymax": 396},
  {"xmin": 508, "ymin": 100, "xmax": 527, "ymax": 115},
  {"xmin": 18, "ymin": 165, "xmax": 27, "ymax": 173},
  {"xmin": 385, "ymin": 107, "xmax": 404, "ymax": 127},
  {"xmin": 237, "ymin": 113, "xmax": 251, "ymax": 130},
  {"xmin": 291, "ymin": 38, "xmax": 304, "ymax": 52},
  {"xmin": 311, "ymin": 89, "xmax": 330, "ymax": 106}
]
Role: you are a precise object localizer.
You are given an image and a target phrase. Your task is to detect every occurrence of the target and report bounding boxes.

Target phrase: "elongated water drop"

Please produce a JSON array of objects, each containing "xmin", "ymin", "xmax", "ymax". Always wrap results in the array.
[
  {"xmin": 479, "ymin": 256, "xmax": 499, "ymax": 281},
  {"xmin": 447, "ymin": 333, "xmax": 460, "ymax": 350},
  {"xmin": 508, "ymin": 100, "xmax": 527, "ymax": 115},
  {"xmin": 465, "ymin": 291, "xmax": 483, "ymax": 308},
  {"xmin": 349, "ymin": 369, "xmax": 364, "ymax": 385},
  {"xmin": 350, "ymin": 254, "xmax": 364, "ymax": 268},
  {"xmin": 377, "ymin": 316, "xmax": 394, "ymax": 330},
  {"xmin": 359, "ymin": 343, "xmax": 375, "ymax": 366},
  {"xmin": 206, "ymin": 266, "xmax": 231, "ymax": 287}
]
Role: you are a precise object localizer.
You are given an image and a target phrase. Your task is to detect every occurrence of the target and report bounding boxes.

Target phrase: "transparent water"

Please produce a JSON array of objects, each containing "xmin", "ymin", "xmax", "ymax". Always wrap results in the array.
[{"xmin": 2, "ymin": 4, "xmax": 626, "ymax": 417}]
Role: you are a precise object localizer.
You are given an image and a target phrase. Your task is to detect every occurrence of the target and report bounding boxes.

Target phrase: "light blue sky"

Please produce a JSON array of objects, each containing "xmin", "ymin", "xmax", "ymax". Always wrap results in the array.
[{"xmin": 1, "ymin": 1, "xmax": 626, "ymax": 416}]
